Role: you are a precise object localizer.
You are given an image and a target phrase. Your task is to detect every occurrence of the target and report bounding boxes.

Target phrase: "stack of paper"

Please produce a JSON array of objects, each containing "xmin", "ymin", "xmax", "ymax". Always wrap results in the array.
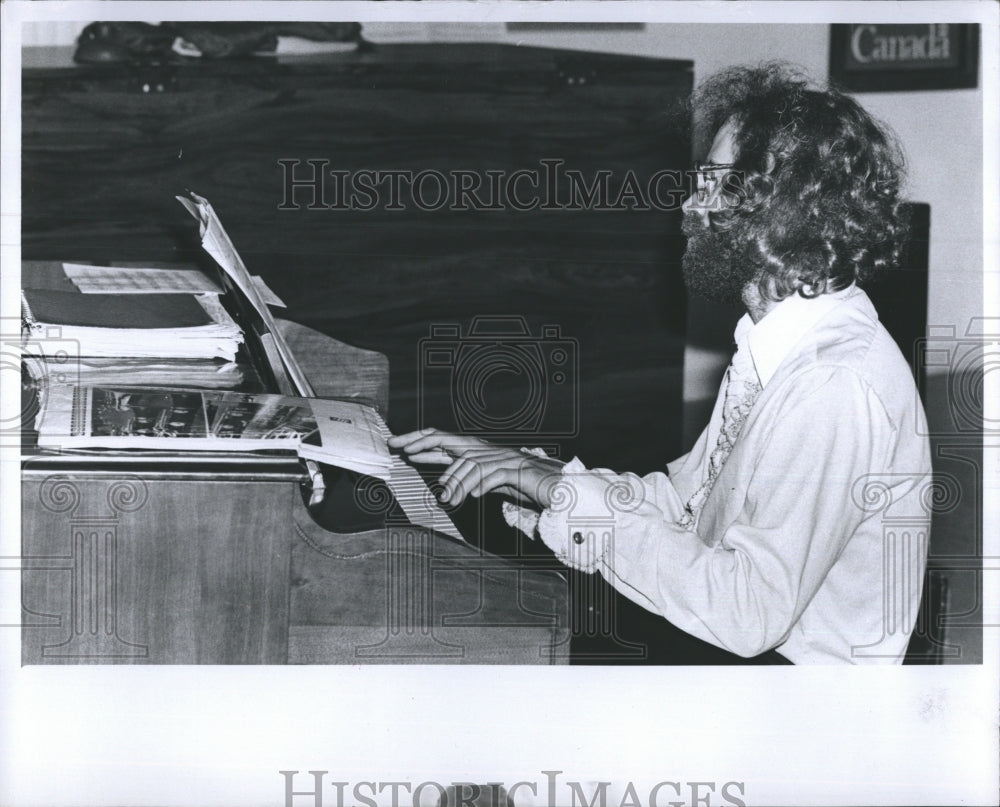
[
  {"xmin": 21, "ymin": 289, "xmax": 244, "ymax": 360},
  {"xmin": 22, "ymin": 355, "xmax": 247, "ymax": 390}
]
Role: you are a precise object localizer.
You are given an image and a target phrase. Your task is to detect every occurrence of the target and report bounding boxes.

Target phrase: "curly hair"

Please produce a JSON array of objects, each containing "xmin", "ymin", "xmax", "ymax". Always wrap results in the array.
[{"xmin": 693, "ymin": 62, "xmax": 909, "ymax": 300}]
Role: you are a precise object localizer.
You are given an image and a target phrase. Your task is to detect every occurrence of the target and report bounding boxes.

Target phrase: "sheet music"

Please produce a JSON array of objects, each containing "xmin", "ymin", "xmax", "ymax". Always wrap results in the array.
[
  {"xmin": 252, "ymin": 276, "xmax": 286, "ymax": 307},
  {"xmin": 176, "ymin": 191, "xmax": 311, "ymax": 395},
  {"xmin": 62, "ymin": 262, "xmax": 285, "ymax": 306},
  {"xmin": 297, "ymin": 398, "xmax": 392, "ymax": 478},
  {"xmin": 62, "ymin": 263, "xmax": 223, "ymax": 294},
  {"xmin": 20, "ymin": 288, "xmax": 243, "ymax": 361},
  {"xmin": 174, "ymin": 192, "xmax": 464, "ymax": 534}
]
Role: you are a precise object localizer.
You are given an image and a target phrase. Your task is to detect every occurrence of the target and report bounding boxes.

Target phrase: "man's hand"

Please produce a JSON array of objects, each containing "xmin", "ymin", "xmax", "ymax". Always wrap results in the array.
[{"xmin": 387, "ymin": 428, "xmax": 564, "ymax": 508}]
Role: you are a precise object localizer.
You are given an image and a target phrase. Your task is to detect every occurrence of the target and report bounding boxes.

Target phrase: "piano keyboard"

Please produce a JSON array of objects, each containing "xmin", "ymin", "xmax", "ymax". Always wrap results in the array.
[
  {"xmin": 385, "ymin": 455, "xmax": 466, "ymax": 544},
  {"xmin": 280, "ymin": 332, "xmax": 465, "ymax": 543},
  {"xmin": 373, "ymin": 414, "xmax": 467, "ymax": 544}
]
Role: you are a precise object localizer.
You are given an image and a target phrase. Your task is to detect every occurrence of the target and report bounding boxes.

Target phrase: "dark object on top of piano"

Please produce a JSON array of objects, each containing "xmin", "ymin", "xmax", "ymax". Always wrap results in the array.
[
  {"xmin": 74, "ymin": 21, "xmax": 366, "ymax": 64},
  {"xmin": 74, "ymin": 22, "xmax": 174, "ymax": 64}
]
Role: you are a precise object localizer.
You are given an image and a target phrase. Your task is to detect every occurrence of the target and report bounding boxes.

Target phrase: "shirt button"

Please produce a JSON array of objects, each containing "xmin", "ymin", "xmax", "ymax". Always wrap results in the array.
[{"xmin": 572, "ymin": 531, "xmax": 584, "ymax": 544}]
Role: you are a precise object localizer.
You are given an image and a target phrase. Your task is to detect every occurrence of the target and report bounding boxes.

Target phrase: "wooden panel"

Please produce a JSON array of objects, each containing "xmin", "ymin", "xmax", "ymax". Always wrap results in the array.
[
  {"xmin": 275, "ymin": 319, "xmax": 389, "ymax": 413},
  {"xmin": 288, "ymin": 500, "xmax": 571, "ymax": 664},
  {"xmin": 21, "ymin": 475, "xmax": 294, "ymax": 664}
]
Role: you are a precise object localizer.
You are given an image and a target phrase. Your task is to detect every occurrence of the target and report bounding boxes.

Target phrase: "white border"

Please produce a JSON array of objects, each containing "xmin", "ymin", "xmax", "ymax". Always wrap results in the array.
[{"xmin": 2, "ymin": 3, "xmax": 997, "ymax": 806}]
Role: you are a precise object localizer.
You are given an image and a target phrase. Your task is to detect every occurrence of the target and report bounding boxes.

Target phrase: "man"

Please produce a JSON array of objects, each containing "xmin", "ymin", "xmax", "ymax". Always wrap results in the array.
[{"xmin": 390, "ymin": 64, "xmax": 932, "ymax": 664}]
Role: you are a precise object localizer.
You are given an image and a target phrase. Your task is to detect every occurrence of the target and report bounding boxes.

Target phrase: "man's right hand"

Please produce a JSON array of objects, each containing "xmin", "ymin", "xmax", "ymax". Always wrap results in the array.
[{"xmin": 388, "ymin": 428, "xmax": 564, "ymax": 509}]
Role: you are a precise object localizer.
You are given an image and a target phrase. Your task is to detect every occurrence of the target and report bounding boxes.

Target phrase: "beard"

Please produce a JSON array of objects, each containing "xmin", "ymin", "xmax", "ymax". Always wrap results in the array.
[{"xmin": 681, "ymin": 213, "xmax": 761, "ymax": 304}]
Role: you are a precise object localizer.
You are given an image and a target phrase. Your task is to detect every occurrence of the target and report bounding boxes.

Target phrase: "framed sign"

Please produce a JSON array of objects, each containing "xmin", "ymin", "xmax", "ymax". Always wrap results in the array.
[{"xmin": 829, "ymin": 23, "xmax": 979, "ymax": 92}]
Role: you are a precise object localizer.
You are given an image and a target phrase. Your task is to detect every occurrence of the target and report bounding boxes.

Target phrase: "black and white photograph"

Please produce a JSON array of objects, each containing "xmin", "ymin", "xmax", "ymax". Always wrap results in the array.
[{"xmin": 1, "ymin": 1, "xmax": 997, "ymax": 806}]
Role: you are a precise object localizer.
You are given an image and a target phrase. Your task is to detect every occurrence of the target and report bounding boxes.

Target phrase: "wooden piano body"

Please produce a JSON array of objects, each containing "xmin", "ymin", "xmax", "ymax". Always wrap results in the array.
[{"xmin": 20, "ymin": 261, "xmax": 570, "ymax": 664}]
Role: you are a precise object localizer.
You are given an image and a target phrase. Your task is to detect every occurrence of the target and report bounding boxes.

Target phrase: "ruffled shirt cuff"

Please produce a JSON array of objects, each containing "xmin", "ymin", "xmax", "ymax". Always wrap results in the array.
[
  {"xmin": 502, "ymin": 500, "xmax": 541, "ymax": 537},
  {"xmin": 500, "ymin": 446, "xmax": 553, "ymax": 539},
  {"xmin": 500, "ymin": 450, "xmax": 630, "ymax": 574},
  {"xmin": 535, "ymin": 457, "xmax": 614, "ymax": 574}
]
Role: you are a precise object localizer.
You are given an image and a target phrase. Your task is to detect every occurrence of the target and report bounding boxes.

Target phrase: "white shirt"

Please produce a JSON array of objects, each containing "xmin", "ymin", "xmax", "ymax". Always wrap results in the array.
[{"xmin": 504, "ymin": 286, "xmax": 932, "ymax": 664}]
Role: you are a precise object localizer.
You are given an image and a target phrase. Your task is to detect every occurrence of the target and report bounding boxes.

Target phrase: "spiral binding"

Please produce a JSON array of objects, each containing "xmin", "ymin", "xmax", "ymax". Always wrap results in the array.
[
  {"xmin": 70, "ymin": 386, "xmax": 86, "ymax": 437},
  {"xmin": 20, "ymin": 290, "xmax": 38, "ymax": 330}
]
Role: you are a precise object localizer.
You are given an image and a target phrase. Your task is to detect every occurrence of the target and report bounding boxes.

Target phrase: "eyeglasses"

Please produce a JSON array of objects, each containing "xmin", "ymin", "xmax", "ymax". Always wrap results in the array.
[{"xmin": 692, "ymin": 161, "xmax": 738, "ymax": 204}]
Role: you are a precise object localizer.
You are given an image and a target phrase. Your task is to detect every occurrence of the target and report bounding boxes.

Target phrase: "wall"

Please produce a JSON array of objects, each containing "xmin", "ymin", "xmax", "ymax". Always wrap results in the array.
[{"xmin": 21, "ymin": 21, "xmax": 984, "ymax": 347}]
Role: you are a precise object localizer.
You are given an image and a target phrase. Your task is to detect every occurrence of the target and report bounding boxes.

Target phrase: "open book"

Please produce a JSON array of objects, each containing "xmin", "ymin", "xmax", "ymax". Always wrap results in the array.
[
  {"xmin": 36, "ymin": 386, "xmax": 317, "ymax": 450},
  {"xmin": 35, "ymin": 385, "xmax": 389, "ymax": 476},
  {"xmin": 33, "ymin": 383, "xmax": 461, "ymax": 538}
]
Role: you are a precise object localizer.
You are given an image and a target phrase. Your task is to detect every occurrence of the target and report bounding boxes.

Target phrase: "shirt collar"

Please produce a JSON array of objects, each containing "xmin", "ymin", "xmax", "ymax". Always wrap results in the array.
[{"xmin": 733, "ymin": 285, "xmax": 857, "ymax": 387}]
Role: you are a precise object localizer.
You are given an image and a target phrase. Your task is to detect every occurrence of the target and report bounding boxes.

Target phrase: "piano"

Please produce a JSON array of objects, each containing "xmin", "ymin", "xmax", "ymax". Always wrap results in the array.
[
  {"xmin": 20, "ymin": 42, "xmax": 697, "ymax": 664},
  {"xmin": 19, "ymin": 259, "xmax": 571, "ymax": 665}
]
